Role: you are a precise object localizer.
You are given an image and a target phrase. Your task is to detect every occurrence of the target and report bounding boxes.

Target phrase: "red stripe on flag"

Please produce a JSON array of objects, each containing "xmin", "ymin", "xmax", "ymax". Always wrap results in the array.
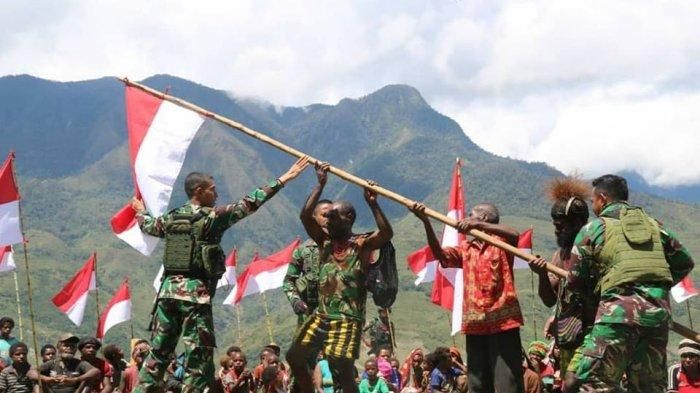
[
  {"xmin": 0, "ymin": 245, "xmax": 10, "ymax": 260},
  {"xmin": 518, "ymin": 228, "xmax": 533, "ymax": 249},
  {"xmin": 125, "ymin": 86, "xmax": 162, "ymax": 167},
  {"xmin": 0, "ymin": 153, "xmax": 20, "ymax": 204},
  {"xmin": 110, "ymin": 203, "xmax": 138, "ymax": 234},
  {"xmin": 407, "ymin": 245, "xmax": 434, "ymax": 275},
  {"xmin": 97, "ymin": 278, "xmax": 131, "ymax": 339},
  {"xmin": 225, "ymin": 248, "xmax": 237, "ymax": 268}
]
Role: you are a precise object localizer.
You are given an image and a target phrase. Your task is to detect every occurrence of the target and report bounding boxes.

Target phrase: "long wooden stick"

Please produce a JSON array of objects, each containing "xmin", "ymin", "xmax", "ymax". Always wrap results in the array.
[
  {"xmin": 117, "ymin": 77, "xmax": 700, "ymax": 343},
  {"xmin": 261, "ymin": 292, "xmax": 274, "ymax": 344},
  {"xmin": 12, "ymin": 270, "xmax": 23, "ymax": 340},
  {"xmin": 94, "ymin": 252, "xmax": 101, "ymax": 328},
  {"xmin": 11, "ymin": 154, "xmax": 43, "ymax": 393}
]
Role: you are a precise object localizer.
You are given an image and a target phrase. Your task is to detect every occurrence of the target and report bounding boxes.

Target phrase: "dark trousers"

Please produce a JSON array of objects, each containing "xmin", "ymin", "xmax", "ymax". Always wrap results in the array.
[{"xmin": 466, "ymin": 328, "xmax": 525, "ymax": 393}]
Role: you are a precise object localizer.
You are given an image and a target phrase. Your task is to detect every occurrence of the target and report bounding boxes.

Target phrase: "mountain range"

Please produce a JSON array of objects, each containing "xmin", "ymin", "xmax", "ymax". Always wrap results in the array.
[{"xmin": 0, "ymin": 74, "xmax": 697, "ymax": 359}]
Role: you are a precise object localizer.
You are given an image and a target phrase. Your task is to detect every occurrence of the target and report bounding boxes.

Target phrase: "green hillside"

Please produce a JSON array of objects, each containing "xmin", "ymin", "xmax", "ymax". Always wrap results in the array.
[{"xmin": 0, "ymin": 74, "xmax": 697, "ymax": 364}]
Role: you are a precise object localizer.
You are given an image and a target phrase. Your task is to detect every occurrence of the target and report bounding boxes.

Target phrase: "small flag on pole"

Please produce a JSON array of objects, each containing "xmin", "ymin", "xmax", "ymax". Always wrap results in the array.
[
  {"xmin": 224, "ymin": 239, "xmax": 300, "ymax": 306},
  {"xmin": 51, "ymin": 254, "xmax": 97, "ymax": 326},
  {"xmin": 97, "ymin": 278, "xmax": 132, "ymax": 339},
  {"xmin": 0, "ymin": 153, "xmax": 22, "ymax": 247},
  {"xmin": 0, "ymin": 245, "xmax": 16, "ymax": 274},
  {"xmin": 513, "ymin": 228, "xmax": 533, "ymax": 269},
  {"xmin": 672, "ymin": 276, "xmax": 699, "ymax": 303},
  {"xmin": 217, "ymin": 248, "xmax": 238, "ymax": 289}
]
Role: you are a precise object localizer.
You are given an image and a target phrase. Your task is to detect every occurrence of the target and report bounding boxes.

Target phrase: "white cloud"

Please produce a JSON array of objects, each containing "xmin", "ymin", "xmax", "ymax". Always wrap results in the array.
[{"xmin": 1, "ymin": 0, "xmax": 699, "ymax": 186}]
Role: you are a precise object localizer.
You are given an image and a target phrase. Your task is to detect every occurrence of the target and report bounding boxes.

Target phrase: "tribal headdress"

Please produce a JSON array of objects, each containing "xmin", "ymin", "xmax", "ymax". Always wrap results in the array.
[{"xmin": 546, "ymin": 175, "xmax": 590, "ymax": 221}]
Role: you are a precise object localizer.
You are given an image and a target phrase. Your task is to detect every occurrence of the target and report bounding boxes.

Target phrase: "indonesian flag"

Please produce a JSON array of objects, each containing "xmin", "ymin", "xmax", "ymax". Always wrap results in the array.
[
  {"xmin": 0, "ymin": 245, "xmax": 16, "ymax": 274},
  {"xmin": 111, "ymin": 85, "xmax": 205, "ymax": 256},
  {"xmin": 52, "ymin": 254, "xmax": 97, "ymax": 326},
  {"xmin": 223, "ymin": 239, "xmax": 300, "ymax": 306},
  {"xmin": 96, "ymin": 278, "xmax": 132, "ymax": 339},
  {"xmin": 217, "ymin": 248, "xmax": 238, "ymax": 289},
  {"xmin": 513, "ymin": 228, "xmax": 533, "ymax": 269},
  {"xmin": 0, "ymin": 153, "xmax": 22, "ymax": 247},
  {"xmin": 671, "ymin": 276, "xmax": 699, "ymax": 303},
  {"xmin": 406, "ymin": 160, "xmax": 465, "ymax": 335}
]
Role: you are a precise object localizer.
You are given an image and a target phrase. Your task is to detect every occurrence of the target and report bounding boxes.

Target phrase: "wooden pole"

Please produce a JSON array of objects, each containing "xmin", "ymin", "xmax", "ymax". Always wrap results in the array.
[
  {"xmin": 236, "ymin": 304, "xmax": 242, "ymax": 343},
  {"xmin": 385, "ymin": 308, "xmax": 398, "ymax": 352},
  {"xmin": 117, "ymin": 77, "xmax": 700, "ymax": 344},
  {"xmin": 687, "ymin": 301, "xmax": 694, "ymax": 330},
  {"xmin": 10, "ymin": 154, "xmax": 43, "ymax": 393},
  {"xmin": 94, "ymin": 252, "xmax": 101, "ymax": 326},
  {"xmin": 12, "ymin": 270, "xmax": 23, "ymax": 340},
  {"xmin": 530, "ymin": 269, "xmax": 537, "ymax": 341},
  {"xmin": 261, "ymin": 292, "xmax": 274, "ymax": 343}
]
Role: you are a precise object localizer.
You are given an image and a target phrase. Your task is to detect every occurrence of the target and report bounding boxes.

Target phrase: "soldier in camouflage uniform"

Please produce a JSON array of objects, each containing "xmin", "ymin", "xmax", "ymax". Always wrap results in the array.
[
  {"xmin": 362, "ymin": 308, "xmax": 395, "ymax": 356},
  {"xmin": 529, "ymin": 176, "xmax": 598, "ymax": 383},
  {"xmin": 131, "ymin": 156, "xmax": 309, "ymax": 393},
  {"xmin": 563, "ymin": 174, "xmax": 694, "ymax": 392},
  {"xmin": 287, "ymin": 163, "xmax": 393, "ymax": 393},
  {"xmin": 283, "ymin": 199, "xmax": 333, "ymax": 327}
]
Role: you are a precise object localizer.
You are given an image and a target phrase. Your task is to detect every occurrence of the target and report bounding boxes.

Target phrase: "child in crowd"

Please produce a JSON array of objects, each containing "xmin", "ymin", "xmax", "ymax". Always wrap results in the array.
[
  {"xmin": 429, "ymin": 347, "xmax": 462, "ymax": 393},
  {"xmin": 359, "ymin": 360, "xmax": 391, "ymax": 393},
  {"xmin": 223, "ymin": 352, "xmax": 254, "ymax": 393}
]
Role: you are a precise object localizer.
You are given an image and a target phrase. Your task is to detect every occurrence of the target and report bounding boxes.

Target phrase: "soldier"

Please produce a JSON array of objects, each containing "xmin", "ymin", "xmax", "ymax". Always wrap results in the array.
[
  {"xmin": 363, "ymin": 308, "xmax": 395, "ymax": 356},
  {"xmin": 528, "ymin": 176, "xmax": 597, "ymax": 384},
  {"xmin": 131, "ymin": 156, "xmax": 310, "ymax": 393},
  {"xmin": 564, "ymin": 174, "xmax": 694, "ymax": 392},
  {"xmin": 287, "ymin": 163, "xmax": 394, "ymax": 393},
  {"xmin": 283, "ymin": 196, "xmax": 333, "ymax": 327}
]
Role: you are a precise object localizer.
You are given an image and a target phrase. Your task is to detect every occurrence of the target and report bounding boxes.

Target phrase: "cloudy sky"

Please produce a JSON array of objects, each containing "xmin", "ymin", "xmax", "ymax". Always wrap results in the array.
[{"xmin": 2, "ymin": 0, "xmax": 699, "ymax": 187}]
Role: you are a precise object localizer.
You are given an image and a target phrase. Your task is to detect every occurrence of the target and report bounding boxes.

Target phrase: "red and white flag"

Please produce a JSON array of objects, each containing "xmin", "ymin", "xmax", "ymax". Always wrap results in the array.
[
  {"xmin": 52, "ymin": 254, "xmax": 97, "ymax": 326},
  {"xmin": 0, "ymin": 245, "xmax": 16, "ymax": 274},
  {"xmin": 96, "ymin": 278, "xmax": 132, "ymax": 339},
  {"xmin": 0, "ymin": 153, "xmax": 22, "ymax": 247},
  {"xmin": 217, "ymin": 248, "xmax": 238, "ymax": 289},
  {"xmin": 111, "ymin": 85, "xmax": 205, "ymax": 256},
  {"xmin": 224, "ymin": 239, "xmax": 300, "ymax": 306},
  {"xmin": 406, "ymin": 160, "xmax": 465, "ymax": 335},
  {"xmin": 671, "ymin": 276, "xmax": 699, "ymax": 303},
  {"xmin": 513, "ymin": 228, "xmax": 533, "ymax": 269}
]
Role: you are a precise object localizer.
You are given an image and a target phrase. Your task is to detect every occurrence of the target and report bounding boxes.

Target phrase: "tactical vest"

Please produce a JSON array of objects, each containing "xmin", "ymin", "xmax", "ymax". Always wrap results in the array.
[
  {"xmin": 597, "ymin": 206, "xmax": 672, "ymax": 292},
  {"xmin": 163, "ymin": 207, "xmax": 226, "ymax": 279}
]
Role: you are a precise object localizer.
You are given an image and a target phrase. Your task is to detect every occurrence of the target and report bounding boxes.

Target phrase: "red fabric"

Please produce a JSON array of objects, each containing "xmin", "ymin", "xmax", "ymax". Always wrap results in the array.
[
  {"xmin": 679, "ymin": 368, "xmax": 700, "ymax": 393},
  {"xmin": 233, "ymin": 239, "xmax": 300, "ymax": 304},
  {"xmin": 121, "ymin": 365, "xmax": 139, "ymax": 393},
  {"xmin": 51, "ymin": 254, "xmax": 95, "ymax": 313},
  {"xmin": 84, "ymin": 357, "xmax": 113, "ymax": 391},
  {"xmin": 442, "ymin": 237, "xmax": 523, "ymax": 335},
  {"xmin": 0, "ymin": 153, "xmax": 20, "ymax": 204},
  {"xmin": 96, "ymin": 278, "xmax": 131, "ymax": 338}
]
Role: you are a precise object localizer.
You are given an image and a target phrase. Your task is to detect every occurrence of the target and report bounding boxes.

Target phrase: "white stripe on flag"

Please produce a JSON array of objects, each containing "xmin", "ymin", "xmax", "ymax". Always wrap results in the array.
[
  {"xmin": 102, "ymin": 299, "xmax": 132, "ymax": 336},
  {"xmin": 0, "ymin": 200, "xmax": 22, "ymax": 246}
]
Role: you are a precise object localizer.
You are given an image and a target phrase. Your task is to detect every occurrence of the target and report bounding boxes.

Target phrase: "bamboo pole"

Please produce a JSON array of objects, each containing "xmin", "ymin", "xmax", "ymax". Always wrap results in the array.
[
  {"xmin": 687, "ymin": 301, "xmax": 694, "ymax": 330},
  {"xmin": 236, "ymin": 304, "xmax": 242, "ymax": 343},
  {"xmin": 385, "ymin": 308, "xmax": 398, "ymax": 352},
  {"xmin": 530, "ymin": 269, "xmax": 537, "ymax": 341},
  {"xmin": 12, "ymin": 270, "xmax": 23, "ymax": 340},
  {"xmin": 11, "ymin": 154, "xmax": 43, "ymax": 393},
  {"xmin": 117, "ymin": 77, "xmax": 700, "ymax": 344},
  {"xmin": 94, "ymin": 252, "xmax": 101, "ymax": 327},
  {"xmin": 261, "ymin": 292, "xmax": 274, "ymax": 344}
]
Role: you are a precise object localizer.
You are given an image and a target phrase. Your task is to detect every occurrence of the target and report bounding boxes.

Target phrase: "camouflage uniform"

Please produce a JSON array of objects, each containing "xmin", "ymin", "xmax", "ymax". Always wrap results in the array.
[
  {"xmin": 283, "ymin": 239, "xmax": 322, "ymax": 327},
  {"xmin": 134, "ymin": 180, "xmax": 284, "ymax": 393},
  {"xmin": 292, "ymin": 234, "xmax": 372, "ymax": 360},
  {"xmin": 566, "ymin": 202, "xmax": 694, "ymax": 392},
  {"xmin": 363, "ymin": 317, "xmax": 394, "ymax": 356}
]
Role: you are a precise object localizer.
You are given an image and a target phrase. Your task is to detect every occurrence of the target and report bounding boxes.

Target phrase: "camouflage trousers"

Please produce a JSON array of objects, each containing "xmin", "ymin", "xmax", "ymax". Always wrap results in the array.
[
  {"xmin": 566, "ymin": 322, "xmax": 667, "ymax": 393},
  {"xmin": 134, "ymin": 299, "xmax": 216, "ymax": 393}
]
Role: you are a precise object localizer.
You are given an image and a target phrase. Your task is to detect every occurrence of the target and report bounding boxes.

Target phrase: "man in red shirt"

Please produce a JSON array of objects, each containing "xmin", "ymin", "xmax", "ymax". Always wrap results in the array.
[
  {"xmin": 411, "ymin": 202, "xmax": 524, "ymax": 393},
  {"xmin": 78, "ymin": 337, "xmax": 113, "ymax": 393},
  {"xmin": 668, "ymin": 339, "xmax": 700, "ymax": 393}
]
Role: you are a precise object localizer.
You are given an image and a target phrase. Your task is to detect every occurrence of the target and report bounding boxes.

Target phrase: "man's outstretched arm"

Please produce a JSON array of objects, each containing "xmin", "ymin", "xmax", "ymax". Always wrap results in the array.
[
  {"xmin": 363, "ymin": 184, "xmax": 393, "ymax": 251},
  {"xmin": 408, "ymin": 202, "xmax": 454, "ymax": 267},
  {"xmin": 300, "ymin": 162, "xmax": 329, "ymax": 245}
]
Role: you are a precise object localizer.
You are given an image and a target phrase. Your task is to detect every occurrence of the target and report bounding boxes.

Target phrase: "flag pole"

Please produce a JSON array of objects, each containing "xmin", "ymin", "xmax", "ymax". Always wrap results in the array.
[
  {"xmin": 94, "ymin": 252, "xmax": 101, "ymax": 326},
  {"xmin": 12, "ymin": 270, "xmax": 23, "ymax": 340},
  {"xmin": 118, "ymin": 78, "xmax": 700, "ymax": 343},
  {"xmin": 261, "ymin": 292, "xmax": 274, "ymax": 343},
  {"xmin": 10, "ymin": 153, "xmax": 43, "ymax": 393},
  {"xmin": 687, "ymin": 300, "xmax": 694, "ymax": 330},
  {"xmin": 529, "ymin": 227, "xmax": 537, "ymax": 340},
  {"xmin": 236, "ymin": 304, "xmax": 242, "ymax": 343}
]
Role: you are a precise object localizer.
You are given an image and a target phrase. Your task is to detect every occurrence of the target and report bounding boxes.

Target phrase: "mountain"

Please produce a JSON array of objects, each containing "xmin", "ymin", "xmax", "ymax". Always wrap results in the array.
[
  {"xmin": 620, "ymin": 170, "xmax": 700, "ymax": 205},
  {"xmin": 0, "ymin": 74, "xmax": 697, "ymax": 360}
]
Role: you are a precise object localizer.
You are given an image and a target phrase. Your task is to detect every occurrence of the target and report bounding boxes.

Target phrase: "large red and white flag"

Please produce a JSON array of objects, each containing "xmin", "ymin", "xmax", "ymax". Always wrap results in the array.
[
  {"xmin": 0, "ymin": 245, "xmax": 16, "ymax": 274},
  {"xmin": 217, "ymin": 248, "xmax": 238, "ymax": 289},
  {"xmin": 224, "ymin": 239, "xmax": 300, "ymax": 306},
  {"xmin": 671, "ymin": 276, "xmax": 699, "ymax": 303},
  {"xmin": 0, "ymin": 153, "xmax": 22, "ymax": 247},
  {"xmin": 96, "ymin": 278, "xmax": 132, "ymax": 339},
  {"xmin": 52, "ymin": 254, "xmax": 97, "ymax": 326},
  {"xmin": 406, "ymin": 160, "xmax": 466, "ymax": 335},
  {"xmin": 513, "ymin": 228, "xmax": 533, "ymax": 269},
  {"xmin": 111, "ymin": 85, "xmax": 205, "ymax": 256}
]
